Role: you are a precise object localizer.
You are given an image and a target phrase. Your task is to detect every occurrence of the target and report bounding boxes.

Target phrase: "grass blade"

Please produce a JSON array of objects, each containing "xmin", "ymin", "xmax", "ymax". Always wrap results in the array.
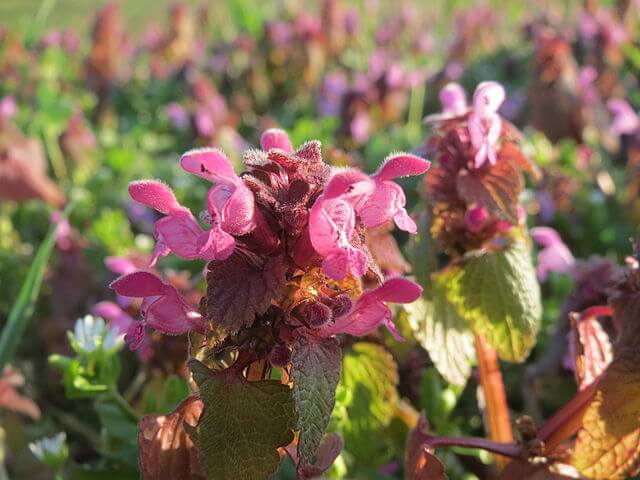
[{"xmin": 0, "ymin": 202, "xmax": 73, "ymax": 368}]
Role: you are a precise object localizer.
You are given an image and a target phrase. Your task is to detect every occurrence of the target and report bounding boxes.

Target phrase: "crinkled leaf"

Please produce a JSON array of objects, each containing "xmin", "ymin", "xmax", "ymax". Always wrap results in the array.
[
  {"xmin": 572, "ymin": 286, "xmax": 640, "ymax": 479},
  {"xmin": 340, "ymin": 342, "xmax": 399, "ymax": 465},
  {"xmin": 290, "ymin": 336, "xmax": 341, "ymax": 465},
  {"xmin": 440, "ymin": 239, "xmax": 541, "ymax": 362},
  {"xmin": 406, "ymin": 207, "xmax": 439, "ymax": 295},
  {"xmin": 296, "ymin": 433, "xmax": 343, "ymax": 479},
  {"xmin": 139, "ymin": 396, "xmax": 205, "ymax": 480},
  {"xmin": 570, "ymin": 312, "xmax": 612, "ymax": 391},
  {"xmin": 190, "ymin": 360, "xmax": 296, "ymax": 480},
  {"xmin": 406, "ymin": 287, "xmax": 475, "ymax": 386},
  {"xmin": 203, "ymin": 253, "xmax": 286, "ymax": 333},
  {"xmin": 456, "ymin": 160, "xmax": 522, "ymax": 223}
]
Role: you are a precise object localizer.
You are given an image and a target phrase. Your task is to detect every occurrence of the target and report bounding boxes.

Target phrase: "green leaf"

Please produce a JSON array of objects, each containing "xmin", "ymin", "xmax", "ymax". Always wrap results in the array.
[
  {"xmin": 405, "ymin": 281, "xmax": 475, "ymax": 386},
  {"xmin": 406, "ymin": 207, "xmax": 439, "ymax": 296},
  {"xmin": 290, "ymin": 337, "xmax": 341, "ymax": 465},
  {"xmin": 190, "ymin": 360, "xmax": 296, "ymax": 480},
  {"xmin": 0, "ymin": 203, "xmax": 73, "ymax": 369},
  {"xmin": 340, "ymin": 343, "xmax": 399, "ymax": 465},
  {"xmin": 441, "ymin": 239, "xmax": 541, "ymax": 362}
]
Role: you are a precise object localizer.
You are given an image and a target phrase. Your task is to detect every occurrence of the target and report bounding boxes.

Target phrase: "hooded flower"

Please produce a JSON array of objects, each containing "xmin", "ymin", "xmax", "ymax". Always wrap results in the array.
[
  {"xmin": 531, "ymin": 226, "xmax": 575, "ymax": 282},
  {"xmin": 607, "ymin": 98, "xmax": 639, "ymax": 137},
  {"xmin": 110, "ymin": 271, "xmax": 205, "ymax": 350},
  {"xmin": 468, "ymin": 81, "xmax": 505, "ymax": 168},
  {"xmin": 130, "ymin": 148, "xmax": 256, "ymax": 266},
  {"xmin": 308, "ymin": 154, "xmax": 429, "ymax": 279},
  {"xmin": 317, "ymin": 277, "xmax": 422, "ymax": 340},
  {"xmin": 358, "ymin": 154, "xmax": 431, "ymax": 233},
  {"xmin": 309, "ymin": 192, "xmax": 368, "ymax": 281}
]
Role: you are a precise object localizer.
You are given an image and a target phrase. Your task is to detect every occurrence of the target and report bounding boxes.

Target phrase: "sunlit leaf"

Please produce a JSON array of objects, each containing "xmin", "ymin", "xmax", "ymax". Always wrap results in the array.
[
  {"xmin": 190, "ymin": 360, "xmax": 296, "ymax": 480},
  {"xmin": 439, "ymin": 238, "xmax": 541, "ymax": 362},
  {"xmin": 139, "ymin": 396, "xmax": 205, "ymax": 480},
  {"xmin": 290, "ymin": 336, "xmax": 341, "ymax": 465}
]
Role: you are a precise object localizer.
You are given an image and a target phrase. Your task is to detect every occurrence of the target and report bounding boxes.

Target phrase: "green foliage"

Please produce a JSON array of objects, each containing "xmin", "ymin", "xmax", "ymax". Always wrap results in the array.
[
  {"xmin": 406, "ymin": 288, "xmax": 476, "ymax": 386},
  {"xmin": 339, "ymin": 342, "xmax": 399, "ymax": 468},
  {"xmin": 0, "ymin": 204, "xmax": 72, "ymax": 369},
  {"xmin": 440, "ymin": 238, "xmax": 542, "ymax": 362},
  {"xmin": 190, "ymin": 360, "xmax": 296, "ymax": 480},
  {"xmin": 290, "ymin": 337, "xmax": 342, "ymax": 465}
]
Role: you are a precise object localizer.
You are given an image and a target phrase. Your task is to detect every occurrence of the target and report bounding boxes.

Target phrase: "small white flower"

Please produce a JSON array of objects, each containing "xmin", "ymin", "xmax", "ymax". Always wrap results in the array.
[
  {"xmin": 103, "ymin": 326, "xmax": 125, "ymax": 351},
  {"xmin": 29, "ymin": 432, "xmax": 68, "ymax": 466},
  {"xmin": 68, "ymin": 315, "xmax": 123, "ymax": 353}
]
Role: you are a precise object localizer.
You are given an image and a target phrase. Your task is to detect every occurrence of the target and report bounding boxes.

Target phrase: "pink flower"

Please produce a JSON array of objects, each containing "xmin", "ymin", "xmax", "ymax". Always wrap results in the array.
[
  {"xmin": 464, "ymin": 206, "xmax": 490, "ymax": 233},
  {"xmin": 92, "ymin": 301, "xmax": 134, "ymax": 335},
  {"xmin": 607, "ymin": 98, "xmax": 639, "ymax": 136},
  {"xmin": 260, "ymin": 128, "xmax": 293, "ymax": 152},
  {"xmin": 0, "ymin": 96, "xmax": 17, "ymax": 120},
  {"xmin": 440, "ymin": 83, "xmax": 467, "ymax": 116},
  {"xmin": 358, "ymin": 154, "xmax": 431, "ymax": 233},
  {"xmin": 318, "ymin": 277, "xmax": 422, "ymax": 341},
  {"xmin": 129, "ymin": 180, "xmax": 233, "ymax": 265},
  {"xmin": 531, "ymin": 227, "xmax": 575, "ymax": 282},
  {"xmin": 468, "ymin": 81, "xmax": 505, "ymax": 168},
  {"xmin": 180, "ymin": 148, "xmax": 256, "ymax": 237},
  {"xmin": 309, "ymin": 194, "xmax": 368, "ymax": 280},
  {"xmin": 110, "ymin": 271, "xmax": 205, "ymax": 350}
]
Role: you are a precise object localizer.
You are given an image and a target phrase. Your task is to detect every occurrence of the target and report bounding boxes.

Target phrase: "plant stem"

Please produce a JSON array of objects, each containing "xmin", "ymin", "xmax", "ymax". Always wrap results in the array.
[
  {"xmin": 474, "ymin": 334, "xmax": 513, "ymax": 470},
  {"xmin": 108, "ymin": 388, "xmax": 140, "ymax": 422},
  {"xmin": 418, "ymin": 433, "xmax": 525, "ymax": 460}
]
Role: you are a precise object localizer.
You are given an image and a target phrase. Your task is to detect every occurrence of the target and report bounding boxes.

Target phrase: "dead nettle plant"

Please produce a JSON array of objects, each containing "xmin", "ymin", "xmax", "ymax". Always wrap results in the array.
[{"xmin": 110, "ymin": 127, "xmax": 430, "ymax": 479}]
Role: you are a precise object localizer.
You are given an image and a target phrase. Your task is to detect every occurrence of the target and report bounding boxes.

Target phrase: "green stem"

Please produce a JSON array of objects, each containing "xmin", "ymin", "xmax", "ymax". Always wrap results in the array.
[
  {"xmin": 43, "ymin": 127, "xmax": 68, "ymax": 181},
  {"xmin": 108, "ymin": 388, "xmax": 140, "ymax": 422}
]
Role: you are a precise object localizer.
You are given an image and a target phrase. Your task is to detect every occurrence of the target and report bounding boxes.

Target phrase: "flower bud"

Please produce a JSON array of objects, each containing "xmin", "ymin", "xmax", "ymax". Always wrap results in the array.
[
  {"xmin": 330, "ymin": 294, "xmax": 353, "ymax": 318},
  {"xmin": 304, "ymin": 301, "xmax": 333, "ymax": 328},
  {"xmin": 464, "ymin": 207, "xmax": 490, "ymax": 233},
  {"xmin": 269, "ymin": 343, "xmax": 292, "ymax": 367}
]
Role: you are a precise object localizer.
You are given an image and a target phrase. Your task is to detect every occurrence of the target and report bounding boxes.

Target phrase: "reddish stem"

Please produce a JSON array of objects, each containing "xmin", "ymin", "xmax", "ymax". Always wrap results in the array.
[
  {"xmin": 474, "ymin": 335, "xmax": 513, "ymax": 469},
  {"xmin": 417, "ymin": 432, "xmax": 525, "ymax": 459}
]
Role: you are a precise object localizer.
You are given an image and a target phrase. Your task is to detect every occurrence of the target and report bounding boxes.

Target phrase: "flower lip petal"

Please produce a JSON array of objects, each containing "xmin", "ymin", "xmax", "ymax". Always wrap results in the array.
[
  {"xmin": 110, "ymin": 271, "xmax": 168, "ymax": 298},
  {"xmin": 374, "ymin": 153, "xmax": 431, "ymax": 181},
  {"xmin": 322, "ymin": 169, "xmax": 375, "ymax": 201},
  {"xmin": 128, "ymin": 180, "xmax": 182, "ymax": 215},
  {"xmin": 367, "ymin": 277, "xmax": 423, "ymax": 304},
  {"xmin": 260, "ymin": 128, "xmax": 293, "ymax": 153},
  {"xmin": 180, "ymin": 147, "xmax": 236, "ymax": 182},
  {"xmin": 531, "ymin": 226, "xmax": 564, "ymax": 248}
]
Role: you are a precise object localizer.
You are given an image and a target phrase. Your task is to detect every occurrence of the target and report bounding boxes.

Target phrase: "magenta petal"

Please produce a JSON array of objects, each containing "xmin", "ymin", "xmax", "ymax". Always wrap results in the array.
[
  {"xmin": 374, "ymin": 154, "xmax": 430, "ymax": 181},
  {"xmin": 110, "ymin": 271, "xmax": 168, "ymax": 298},
  {"xmin": 197, "ymin": 225, "xmax": 235, "ymax": 260},
  {"xmin": 531, "ymin": 227, "xmax": 563, "ymax": 248},
  {"xmin": 105, "ymin": 256, "xmax": 137, "ymax": 275},
  {"xmin": 358, "ymin": 182, "xmax": 401, "ymax": 228},
  {"xmin": 322, "ymin": 169, "xmax": 374, "ymax": 202},
  {"xmin": 393, "ymin": 208, "xmax": 417, "ymax": 234},
  {"xmin": 155, "ymin": 210, "xmax": 208, "ymax": 260},
  {"xmin": 91, "ymin": 301, "xmax": 134, "ymax": 335},
  {"xmin": 144, "ymin": 290, "xmax": 205, "ymax": 336},
  {"xmin": 180, "ymin": 147, "xmax": 235, "ymax": 182},
  {"xmin": 128, "ymin": 180, "xmax": 182, "ymax": 215},
  {"xmin": 472, "ymin": 81, "xmax": 505, "ymax": 117},
  {"xmin": 320, "ymin": 301, "xmax": 390, "ymax": 337},
  {"xmin": 260, "ymin": 128, "xmax": 293, "ymax": 152},
  {"xmin": 322, "ymin": 252, "xmax": 349, "ymax": 280},
  {"xmin": 124, "ymin": 321, "xmax": 145, "ymax": 350},
  {"xmin": 439, "ymin": 82, "xmax": 468, "ymax": 116},
  {"xmin": 368, "ymin": 277, "xmax": 423, "ymax": 303},
  {"xmin": 212, "ymin": 182, "xmax": 256, "ymax": 236}
]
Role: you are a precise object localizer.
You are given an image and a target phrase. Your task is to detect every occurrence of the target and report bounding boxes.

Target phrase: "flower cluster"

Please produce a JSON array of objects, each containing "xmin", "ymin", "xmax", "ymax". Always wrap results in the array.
[
  {"xmin": 424, "ymin": 81, "xmax": 537, "ymax": 255},
  {"xmin": 111, "ymin": 129, "xmax": 428, "ymax": 362}
]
